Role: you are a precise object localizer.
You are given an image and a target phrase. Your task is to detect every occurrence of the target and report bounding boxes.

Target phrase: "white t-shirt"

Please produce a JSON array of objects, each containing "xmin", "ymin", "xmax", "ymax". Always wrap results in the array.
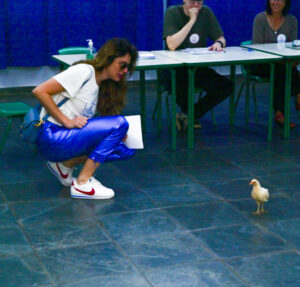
[{"xmin": 40, "ymin": 63, "xmax": 99, "ymax": 125}]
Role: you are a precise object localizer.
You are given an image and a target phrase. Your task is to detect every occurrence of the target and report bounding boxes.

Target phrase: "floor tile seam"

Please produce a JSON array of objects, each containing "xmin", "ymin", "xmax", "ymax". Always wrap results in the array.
[
  {"xmin": 221, "ymin": 248, "xmax": 299, "ymax": 262},
  {"xmin": 92, "ymin": 219, "xmax": 155, "ymax": 287},
  {"xmin": 2, "ymin": 197, "xmax": 71, "ymax": 205},
  {"xmin": 32, "ymin": 240, "xmax": 117, "ymax": 254},
  {"xmin": 215, "ymin": 258, "xmax": 253, "ymax": 287},
  {"xmin": 137, "ymin": 188, "xmax": 175, "ymax": 210},
  {"xmin": 247, "ymin": 219, "xmax": 300, "ymax": 250},
  {"xmin": 222, "ymin": 160, "xmax": 287, "ymax": 190},
  {"xmin": 225, "ymin": 193, "xmax": 288, "ymax": 203},
  {"xmin": 174, "ymin": 167, "xmax": 219, "ymax": 185},
  {"xmin": 157, "ymin": 207, "xmax": 224, "ymax": 260},
  {"xmin": 187, "ymin": 221, "xmax": 260, "ymax": 233},
  {"xmin": 131, "ymin": 257, "xmax": 234, "ymax": 276},
  {"xmin": 92, "ymin": 207, "xmax": 163, "ymax": 221},
  {"xmin": 4, "ymin": 219, "xmax": 57, "ymax": 286},
  {"xmin": 9, "ymin": 200, "xmax": 71, "ymax": 225},
  {"xmin": 57, "ymin": 273, "xmax": 153, "ymax": 287},
  {"xmin": 0, "ymin": 189, "xmax": 9, "ymax": 204},
  {"xmin": 145, "ymin": 198, "xmax": 226, "ymax": 210},
  {"xmin": 191, "ymin": 220, "xmax": 297, "ymax": 253},
  {"xmin": 157, "ymin": 198, "xmax": 227, "ymax": 210}
]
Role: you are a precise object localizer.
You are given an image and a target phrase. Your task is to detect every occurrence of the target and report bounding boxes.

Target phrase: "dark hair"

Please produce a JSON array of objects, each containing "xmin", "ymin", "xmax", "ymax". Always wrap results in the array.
[
  {"xmin": 266, "ymin": 0, "xmax": 291, "ymax": 15},
  {"xmin": 75, "ymin": 38, "xmax": 138, "ymax": 115}
]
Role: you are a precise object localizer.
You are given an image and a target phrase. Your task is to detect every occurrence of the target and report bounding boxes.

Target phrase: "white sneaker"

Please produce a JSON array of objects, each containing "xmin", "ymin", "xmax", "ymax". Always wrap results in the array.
[
  {"xmin": 47, "ymin": 161, "xmax": 73, "ymax": 186},
  {"xmin": 70, "ymin": 177, "xmax": 115, "ymax": 200}
]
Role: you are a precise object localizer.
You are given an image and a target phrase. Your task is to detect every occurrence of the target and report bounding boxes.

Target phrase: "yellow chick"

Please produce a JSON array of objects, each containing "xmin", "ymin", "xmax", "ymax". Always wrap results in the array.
[{"xmin": 249, "ymin": 179, "xmax": 269, "ymax": 215}]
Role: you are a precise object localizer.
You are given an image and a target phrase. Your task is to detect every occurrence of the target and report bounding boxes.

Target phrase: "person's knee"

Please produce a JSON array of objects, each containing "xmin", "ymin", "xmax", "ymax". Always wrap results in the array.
[
  {"xmin": 114, "ymin": 115, "xmax": 129, "ymax": 133},
  {"xmin": 221, "ymin": 78, "xmax": 233, "ymax": 98}
]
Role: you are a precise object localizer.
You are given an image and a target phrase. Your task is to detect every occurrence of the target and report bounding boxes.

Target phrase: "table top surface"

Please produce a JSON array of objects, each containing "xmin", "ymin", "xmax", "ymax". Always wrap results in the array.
[
  {"xmin": 152, "ymin": 47, "xmax": 282, "ymax": 66},
  {"xmin": 52, "ymin": 53, "xmax": 183, "ymax": 69},
  {"xmin": 242, "ymin": 42, "xmax": 300, "ymax": 58}
]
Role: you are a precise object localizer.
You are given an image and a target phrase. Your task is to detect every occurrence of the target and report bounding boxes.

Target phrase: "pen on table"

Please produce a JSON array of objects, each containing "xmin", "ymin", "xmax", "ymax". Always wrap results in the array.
[{"xmin": 241, "ymin": 48, "xmax": 254, "ymax": 52}]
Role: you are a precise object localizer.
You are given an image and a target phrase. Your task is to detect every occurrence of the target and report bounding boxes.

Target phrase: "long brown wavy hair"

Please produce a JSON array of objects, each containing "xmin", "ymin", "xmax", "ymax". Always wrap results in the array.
[{"xmin": 75, "ymin": 38, "xmax": 138, "ymax": 115}]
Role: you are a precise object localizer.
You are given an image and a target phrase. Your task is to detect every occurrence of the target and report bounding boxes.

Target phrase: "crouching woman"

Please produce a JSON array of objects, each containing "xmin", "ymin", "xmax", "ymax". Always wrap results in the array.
[{"xmin": 33, "ymin": 38, "xmax": 138, "ymax": 199}]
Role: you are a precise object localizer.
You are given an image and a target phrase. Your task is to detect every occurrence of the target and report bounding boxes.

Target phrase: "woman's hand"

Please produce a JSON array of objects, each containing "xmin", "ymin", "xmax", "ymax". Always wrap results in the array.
[{"xmin": 64, "ymin": 115, "xmax": 88, "ymax": 129}]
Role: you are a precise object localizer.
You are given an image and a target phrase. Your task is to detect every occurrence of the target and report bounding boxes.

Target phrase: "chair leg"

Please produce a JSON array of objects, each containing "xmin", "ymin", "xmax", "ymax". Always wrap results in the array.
[
  {"xmin": 0, "ymin": 117, "xmax": 13, "ymax": 153},
  {"xmin": 211, "ymin": 109, "xmax": 216, "ymax": 125},
  {"xmin": 245, "ymin": 77, "xmax": 250, "ymax": 124},
  {"xmin": 152, "ymin": 100, "xmax": 158, "ymax": 120},
  {"xmin": 234, "ymin": 81, "xmax": 245, "ymax": 111},
  {"xmin": 166, "ymin": 93, "xmax": 171, "ymax": 128}
]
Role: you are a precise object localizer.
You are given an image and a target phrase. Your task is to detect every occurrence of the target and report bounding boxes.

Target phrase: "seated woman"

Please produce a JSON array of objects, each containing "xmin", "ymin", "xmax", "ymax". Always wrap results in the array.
[
  {"xmin": 250, "ymin": 0, "xmax": 300, "ymax": 127},
  {"xmin": 33, "ymin": 38, "xmax": 138, "ymax": 200}
]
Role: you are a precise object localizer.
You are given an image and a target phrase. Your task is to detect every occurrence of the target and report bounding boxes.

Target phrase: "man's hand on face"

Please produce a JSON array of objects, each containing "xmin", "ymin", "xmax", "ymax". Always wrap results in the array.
[{"xmin": 188, "ymin": 7, "xmax": 199, "ymax": 21}]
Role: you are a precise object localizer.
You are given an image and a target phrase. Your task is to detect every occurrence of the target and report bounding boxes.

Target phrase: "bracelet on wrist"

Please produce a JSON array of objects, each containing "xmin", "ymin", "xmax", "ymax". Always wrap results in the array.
[{"xmin": 215, "ymin": 40, "xmax": 224, "ymax": 48}]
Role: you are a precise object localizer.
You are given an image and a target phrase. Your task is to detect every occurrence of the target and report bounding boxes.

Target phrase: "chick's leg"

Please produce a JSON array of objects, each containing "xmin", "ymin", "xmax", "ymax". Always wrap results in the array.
[
  {"xmin": 253, "ymin": 201, "xmax": 261, "ymax": 215},
  {"xmin": 260, "ymin": 203, "xmax": 267, "ymax": 214}
]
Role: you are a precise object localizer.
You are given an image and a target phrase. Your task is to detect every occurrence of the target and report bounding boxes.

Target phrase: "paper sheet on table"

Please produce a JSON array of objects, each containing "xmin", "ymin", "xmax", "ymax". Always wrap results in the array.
[
  {"xmin": 124, "ymin": 115, "xmax": 144, "ymax": 149},
  {"xmin": 138, "ymin": 51, "xmax": 156, "ymax": 59},
  {"xmin": 183, "ymin": 48, "xmax": 224, "ymax": 55}
]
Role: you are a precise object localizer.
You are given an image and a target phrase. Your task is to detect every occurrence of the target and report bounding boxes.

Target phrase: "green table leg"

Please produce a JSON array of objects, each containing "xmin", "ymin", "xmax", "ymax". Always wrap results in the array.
[
  {"xmin": 245, "ymin": 71, "xmax": 250, "ymax": 124},
  {"xmin": 188, "ymin": 67, "xmax": 195, "ymax": 149},
  {"xmin": 156, "ymin": 70, "xmax": 162, "ymax": 132},
  {"xmin": 284, "ymin": 61, "xmax": 292, "ymax": 139},
  {"xmin": 0, "ymin": 118, "xmax": 12, "ymax": 153},
  {"xmin": 171, "ymin": 69, "xmax": 177, "ymax": 150},
  {"xmin": 139, "ymin": 70, "xmax": 146, "ymax": 132},
  {"xmin": 229, "ymin": 65, "xmax": 236, "ymax": 125},
  {"xmin": 268, "ymin": 63, "xmax": 275, "ymax": 142}
]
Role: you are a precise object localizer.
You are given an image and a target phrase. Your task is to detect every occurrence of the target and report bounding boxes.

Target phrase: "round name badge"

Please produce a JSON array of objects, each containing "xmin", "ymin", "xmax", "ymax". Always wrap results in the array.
[
  {"xmin": 189, "ymin": 33, "xmax": 199, "ymax": 44},
  {"xmin": 277, "ymin": 34, "xmax": 286, "ymax": 43}
]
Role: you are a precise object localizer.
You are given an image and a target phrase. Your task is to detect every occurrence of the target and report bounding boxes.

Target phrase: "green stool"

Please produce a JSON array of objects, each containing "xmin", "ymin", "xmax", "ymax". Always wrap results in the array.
[{"xmin": 0, "ymin": 102, "xmax": 32, "ymax": 153}]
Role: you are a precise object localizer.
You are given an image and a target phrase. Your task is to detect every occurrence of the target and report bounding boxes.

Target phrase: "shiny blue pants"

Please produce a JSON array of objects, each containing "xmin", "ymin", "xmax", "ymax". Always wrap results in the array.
[{"xmin": 36, "ymin": 115, "xmax": 135, "ymax": 163}]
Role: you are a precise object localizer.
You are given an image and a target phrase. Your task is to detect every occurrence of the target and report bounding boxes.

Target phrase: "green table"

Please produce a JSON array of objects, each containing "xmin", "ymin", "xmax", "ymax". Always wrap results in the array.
[
  {"xmin": 52, "ymin": 54, "xmax": 183, "ymax": 150},
  {"xmin": 242, "ymin": 42, "xmax": 300, "ymax": 139},
  {"xmin": 154, "ymin": 47, "xmax": 282, "ymax": 148}
]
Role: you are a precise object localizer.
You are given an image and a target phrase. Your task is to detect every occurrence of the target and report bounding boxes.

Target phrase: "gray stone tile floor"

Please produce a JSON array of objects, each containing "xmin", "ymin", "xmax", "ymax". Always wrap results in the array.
[{"xmin": 0, "ymin": 79, "xmax": 300, "ymax": 286}]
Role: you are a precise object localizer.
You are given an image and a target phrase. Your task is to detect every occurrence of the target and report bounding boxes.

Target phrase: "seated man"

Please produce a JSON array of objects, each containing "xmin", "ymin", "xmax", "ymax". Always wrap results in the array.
[{"xmin": 162, "ymin": 0, "xmax": 233, "ymax": 127}]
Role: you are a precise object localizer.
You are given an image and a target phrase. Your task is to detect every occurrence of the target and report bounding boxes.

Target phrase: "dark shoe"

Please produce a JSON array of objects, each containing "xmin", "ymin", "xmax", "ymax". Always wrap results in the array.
[
  {"xmin": 274, "ymin": 114, "xmax": 296, "ymax": 128},
  {"xmin": 176, "ymin": 113, "xmax": 188, "ymax": 131},
  {"xmin": 176, "ymin": 113, "xmax": 202, "ymax": 131}
]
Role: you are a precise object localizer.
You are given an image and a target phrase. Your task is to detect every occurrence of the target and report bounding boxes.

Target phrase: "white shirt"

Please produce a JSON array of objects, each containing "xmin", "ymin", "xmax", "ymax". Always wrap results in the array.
[{"xmin": 40, "ymin": 64, "xmax": 99, "ymax": 125}]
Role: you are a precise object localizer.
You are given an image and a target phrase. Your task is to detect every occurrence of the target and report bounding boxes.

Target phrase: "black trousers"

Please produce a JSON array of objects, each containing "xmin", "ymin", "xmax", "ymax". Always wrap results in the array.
[
  {"xmin": 249, "ymin": 64, "xmax": 300, "ymax": 114},
  {"xmin": 161, "ymin": 67, "xmax": 233, "ymax": 118}
]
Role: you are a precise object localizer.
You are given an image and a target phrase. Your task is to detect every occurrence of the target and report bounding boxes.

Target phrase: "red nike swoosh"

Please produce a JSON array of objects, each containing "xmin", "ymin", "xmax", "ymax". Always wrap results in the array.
[
  {"xmin": 56, "ymin": 163, "xmax": 68, "ymax": 179},
  {"xmin": 74, "ymin": 187, "xmax": 95, "ymax": 196}
]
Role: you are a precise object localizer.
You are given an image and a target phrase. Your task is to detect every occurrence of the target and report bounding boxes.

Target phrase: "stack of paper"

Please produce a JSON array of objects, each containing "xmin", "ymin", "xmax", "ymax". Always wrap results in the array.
[
  {"xmin": 183, "ymin": 48, "xmax": 224, "ymax": 55},
  {"xmin": 124, "ymin": 115, "xmax": 144, "ymax": 149},
  {"xmin": 138, "ymin": 51, "xmax": 156, "ymax": 59}
]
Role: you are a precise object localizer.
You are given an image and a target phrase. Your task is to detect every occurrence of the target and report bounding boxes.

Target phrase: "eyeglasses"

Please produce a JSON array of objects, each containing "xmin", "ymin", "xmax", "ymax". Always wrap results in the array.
[
  {"xmin": 187, "ymin": 0, "xmax": 204, "ymax": 4},
  {"xmin": 270, "ymin": 0, "xmax": 284, "ymax": 3},
  {"xmin": 120, "ymin": 62, "xmax": 129, "ymax": 71}
]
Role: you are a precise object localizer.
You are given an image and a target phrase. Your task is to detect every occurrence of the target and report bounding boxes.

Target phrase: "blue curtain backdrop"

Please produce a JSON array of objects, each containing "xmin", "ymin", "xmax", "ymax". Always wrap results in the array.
[
  {"xmin": 1, "ymin": 0, "xmax": 300, "ymax": 68},
  {"xmin": 0, "ymin": 0, "xmax": 163, "ymax": 68}
]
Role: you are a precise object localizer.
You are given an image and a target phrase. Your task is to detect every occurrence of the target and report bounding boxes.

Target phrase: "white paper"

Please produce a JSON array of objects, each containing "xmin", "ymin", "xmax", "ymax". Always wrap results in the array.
[
  {"xmin": 124, "ymin": 115, "xmax": 144, "ymax": 149},
  {"xmin": 138, "ymin": 51, "xmax": 156, "ymax": 59},
  {"xmin": 183, "ymin": 48, "xmax": 224, "ymax": 55}
]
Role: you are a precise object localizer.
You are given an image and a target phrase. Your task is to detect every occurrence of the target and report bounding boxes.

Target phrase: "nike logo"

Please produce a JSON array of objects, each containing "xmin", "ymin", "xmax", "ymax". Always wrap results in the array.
[
  {"xmin": 56, "ymin": 163, "xmax": 68, "ymax": 179},
  {"xmin": 74, "ymin": 187, "xmax": 95, "ymax": 196}
]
